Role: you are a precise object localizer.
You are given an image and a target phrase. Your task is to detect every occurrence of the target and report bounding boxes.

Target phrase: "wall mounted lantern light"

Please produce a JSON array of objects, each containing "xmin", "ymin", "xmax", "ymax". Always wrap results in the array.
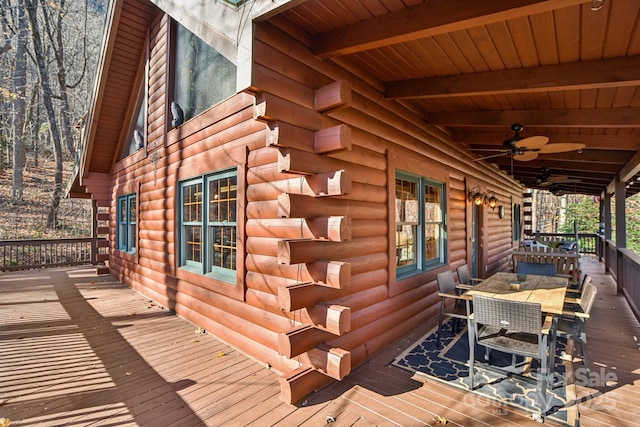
[
  {"xmin": 469, "ymin": 186, "xmax": 485, "ymax": 206},
  {"xmin": 487, "ymin": 192, "xmax": 498, "ymax": 210}
]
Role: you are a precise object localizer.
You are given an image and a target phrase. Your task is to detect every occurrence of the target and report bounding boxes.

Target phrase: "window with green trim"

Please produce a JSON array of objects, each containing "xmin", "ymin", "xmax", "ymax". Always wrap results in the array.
[
  {"xmin": 395, "ymin": 172, "xmax": 446, "ymax": 277},
  {"xmin": 117, "ymin": 194, "xmax": 137, "ymax": 253},
  {"xmin": 179, "ymin": 168, "xmax": 237, "ymax": 283}
]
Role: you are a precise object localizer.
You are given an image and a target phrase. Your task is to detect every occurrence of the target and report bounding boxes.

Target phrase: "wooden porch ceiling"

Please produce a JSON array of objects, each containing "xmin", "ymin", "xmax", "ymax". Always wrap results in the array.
[{"xmin": 275, "ymin": 0, "xmax": 640, "ymax": 196}]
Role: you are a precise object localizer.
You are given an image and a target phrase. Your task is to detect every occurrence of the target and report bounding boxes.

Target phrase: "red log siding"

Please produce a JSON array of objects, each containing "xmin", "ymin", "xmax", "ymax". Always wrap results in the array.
[
  {"xmin": 102, "ymin": 11, "xmax": 523, "ymax": 404},
  {"xmin": 250, "ymin": 19, "xmax": 523, "ymax": 399}
]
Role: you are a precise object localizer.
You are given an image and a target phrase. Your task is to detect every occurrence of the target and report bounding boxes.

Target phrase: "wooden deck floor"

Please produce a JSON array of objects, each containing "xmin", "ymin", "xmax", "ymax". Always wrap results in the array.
[{"xmin": 1, "ymin": 259, "xmax": 638, "ymax": 426}]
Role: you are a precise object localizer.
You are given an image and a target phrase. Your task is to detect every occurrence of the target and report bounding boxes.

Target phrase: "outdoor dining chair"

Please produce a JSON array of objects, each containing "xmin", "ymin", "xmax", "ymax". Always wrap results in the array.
[
  {"xmin": 468, "ymin": 295, "xmax": 555, "ymax": 419},
  {"xmin": 455, "ymin": 264, "xmax": 483, "ymax": 291},
  {"xmin": 436, "ymin": 270, "xmax": 470, "ymax": 347},
  {"xmin": 516, "ymin": 261, "xmax": 557, "ymax": 277},
  {"xmin": 552, "ymin": 280, "xmax": 597, "ymax": 378}
]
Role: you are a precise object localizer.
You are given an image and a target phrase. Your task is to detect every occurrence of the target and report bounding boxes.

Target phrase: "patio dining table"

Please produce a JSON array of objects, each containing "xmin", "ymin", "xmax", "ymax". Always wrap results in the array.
[{"xmin": 465, "ymin": 271, "xmax": 569, "ymax": 315}]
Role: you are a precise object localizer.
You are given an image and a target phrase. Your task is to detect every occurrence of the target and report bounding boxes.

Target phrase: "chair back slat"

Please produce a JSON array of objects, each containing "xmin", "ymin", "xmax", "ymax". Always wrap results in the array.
[
  {"xmin": 456, "ymin": 264, "xmax": 471, "ymax": 285},
  {"xmin": 436, "ymin": 270, "xmax": 456, "ymax": 294},
  {"xmin": 580, "ymin": 281, "xmax": 597, "ymax": 315},
  {"xmin": 516, "ymin": 261, "xmax": 556, "ymax": 277},
  {"xmin": 472, "ymin": 295, "xmax": 542, "ymax": 335},
  {"xmin": 511, "ymin": 250, "xmax": 579, "ymax": 281}
]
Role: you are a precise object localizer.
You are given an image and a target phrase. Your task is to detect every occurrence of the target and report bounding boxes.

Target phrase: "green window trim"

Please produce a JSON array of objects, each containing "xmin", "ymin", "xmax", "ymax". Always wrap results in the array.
[
  {"xmin": 117, "ymin": 194, "xmax": 137, "ymax": 254},
  {"xmin": 179, "ymin": 168, "xmax": 238, "ymax": 284},
  {"xmin": 395, "ymin": 171, "xmax": 447, "ymax": 278}
]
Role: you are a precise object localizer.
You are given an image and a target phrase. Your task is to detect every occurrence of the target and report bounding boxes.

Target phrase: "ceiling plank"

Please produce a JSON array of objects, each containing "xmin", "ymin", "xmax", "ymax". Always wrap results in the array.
[
  {"xmin": 313, "ymin": 0, "xmax": 589, "ymax": 58},
  {"xmin": 427, "ymin": 107, "xmax": 640, "ymax": 127},
  {"xmin": 385, "ymin": 55, "xmax": 640, "ymax": 99}
]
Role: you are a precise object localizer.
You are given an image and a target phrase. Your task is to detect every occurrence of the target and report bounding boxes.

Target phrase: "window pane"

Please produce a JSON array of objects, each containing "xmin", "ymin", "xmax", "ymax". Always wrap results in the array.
[
  {"xmin": 395, "ymin": 177, "xmax": 419, "ymax": 267},
  {"xmin": 396, "ymin": 224, "xmax": 417, "ymax": 267},
  {"xmin": 174, "ymin": 22, "xmax": 237, "ymax": 121},
  {"xmin": 119, "ymin": 198, "xmax": 127, "ymax": 223},
  {"xmin": 129, "ymin": 195, "xmax": 137, "ymax": 224},
  {"xmin": 210, "ymin": 225, "xmax": 236, "ymax": 270},
  {"xmin": 129, "ymin": 195, "xmax": 137, "ymax": 251},
  {"xmin": 120, "ymin": 83, "xmax": 146, "ymax": 160},
  {"xmin": 209, "ymin": 175, "xmax": 237, "ymax": 223},
  {"xmin": 182, "ymin": 182, "xmax": 202, "ymax": 223},
  {"xmin": 185, "ymin": 225, "xmax": 202, "ymax": 262},
  {"xmin": 425, "ymin": 223, "xmax": 440, "ymax": 260},
  {"xmin": 424, "ymin": 185, "xmax": 441, "ymax": 222}
]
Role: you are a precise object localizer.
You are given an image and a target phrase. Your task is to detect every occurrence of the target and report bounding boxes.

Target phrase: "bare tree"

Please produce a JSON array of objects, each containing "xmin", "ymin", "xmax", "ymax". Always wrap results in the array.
[
  {"xmin": 25, "ymin": 0, "xmax": 63, "ymax": 227},
  {"xmin": 11, "ymin": 0, "xmax": 27, "ymax": 202},
  {"xmin": 39, "ymin": 0, "xmax": 76, "ymax": 159}
]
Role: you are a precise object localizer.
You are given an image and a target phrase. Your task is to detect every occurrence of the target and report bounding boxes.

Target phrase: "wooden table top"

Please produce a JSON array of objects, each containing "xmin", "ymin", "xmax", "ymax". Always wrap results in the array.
[{"xmin": 465, "ymin": 272, "xmax": 569, "ymax": 315}]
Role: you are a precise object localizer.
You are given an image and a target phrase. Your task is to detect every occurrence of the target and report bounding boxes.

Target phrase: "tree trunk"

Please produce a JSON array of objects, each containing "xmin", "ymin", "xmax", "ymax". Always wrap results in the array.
[
  {"xmin": 11, "ymin": 0, "xmax": 28, "ymax": 202},
  {"xmin": 41, "ymin": 0, "xmax": 76, "ymax": 160},
  {"xmin": 25, "ymin": 0, "xmax": 63, "ymax": 227}
]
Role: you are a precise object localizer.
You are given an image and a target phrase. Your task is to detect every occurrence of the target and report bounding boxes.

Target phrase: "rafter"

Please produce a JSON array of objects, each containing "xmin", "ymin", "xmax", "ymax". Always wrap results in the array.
[
  {"xmin": 428, "ymin": 108, "xmax": 640, "ymax": 128},
  {"xmin": 313, "ymin": 0, "xmax": 588, "ymax": 58},
  {"xmin": 386, "ymin": 56, "xmax": 640, "ymax": 99}
]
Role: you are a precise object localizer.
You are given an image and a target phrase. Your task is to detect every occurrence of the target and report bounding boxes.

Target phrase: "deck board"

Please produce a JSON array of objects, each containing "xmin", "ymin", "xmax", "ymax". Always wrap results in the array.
[{"xmin": 1, "ymin": 259, "xmax": 639, "ymax": 426}]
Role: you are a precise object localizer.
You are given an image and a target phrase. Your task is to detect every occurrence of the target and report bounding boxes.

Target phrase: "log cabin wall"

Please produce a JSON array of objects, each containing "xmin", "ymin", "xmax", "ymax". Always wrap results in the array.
[{"xmin": 104, "ymin": 10, "xmax": 524, "ymax": 405}]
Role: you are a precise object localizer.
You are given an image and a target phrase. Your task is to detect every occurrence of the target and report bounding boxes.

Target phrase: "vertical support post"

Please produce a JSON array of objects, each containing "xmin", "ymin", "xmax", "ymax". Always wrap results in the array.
[
  {"xmin": 602, "ymin": 192, "xmax": 612, "ymax": 271},
  {"xmin": 615, "ymin": 181, "xmax": 627, "ymax": 294},
  {"xmin": 91, "ymin": 199, "xmax": 98, "ymax": 265}
]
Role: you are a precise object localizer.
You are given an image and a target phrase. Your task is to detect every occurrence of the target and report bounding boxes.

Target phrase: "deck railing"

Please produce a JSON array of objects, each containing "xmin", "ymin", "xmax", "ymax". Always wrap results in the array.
[
  {"xmin": 532, "ymin": 232, "xmax": 599, "ymax": 255},
  {"xmin": 601, "ymin": 236, "xmax": 640, "ymax": 323},
  {"xmin": 0, "ymin": 238, "xmax": 96, "ymax": 271}
]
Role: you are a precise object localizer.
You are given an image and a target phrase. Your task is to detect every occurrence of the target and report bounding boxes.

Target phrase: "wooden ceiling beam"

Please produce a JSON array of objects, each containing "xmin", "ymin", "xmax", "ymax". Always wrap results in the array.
[
  {"xmin": 313, "ymin": 0, "xmax": 588, "ymax": 58},
  {"xmin": 618, "ymin": 150, "xmax": 640, "ymax": 183},
  {"xmin": 428, "ymin": 107, "xmax": 640, "ymax": 128},
  {"xmin": 386, "ymin": 56, "xmax": 640, "ymax": 99}
]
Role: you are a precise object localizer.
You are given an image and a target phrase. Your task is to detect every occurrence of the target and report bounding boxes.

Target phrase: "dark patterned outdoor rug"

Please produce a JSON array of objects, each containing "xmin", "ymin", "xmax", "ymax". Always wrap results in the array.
[{"xmin": 393, "ymin": 320, "xmax": 578, "ymax": 426}]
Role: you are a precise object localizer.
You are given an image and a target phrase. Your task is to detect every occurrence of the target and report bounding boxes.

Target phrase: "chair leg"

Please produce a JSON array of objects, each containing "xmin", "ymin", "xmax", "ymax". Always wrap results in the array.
[
  {"xmin": 539, "ymin": 335, "xmax": 549, "ymax": 419},
  {"xmin": 578, "ymin": 320, "xmax": 590, "ymax": 379},
  {"xmin": 436, "ymin": 304, "xmax": 445, "ymax": 347},
  {"xmin": 468, "ymin": 320, "xmax": 475, "ymax": 390}
]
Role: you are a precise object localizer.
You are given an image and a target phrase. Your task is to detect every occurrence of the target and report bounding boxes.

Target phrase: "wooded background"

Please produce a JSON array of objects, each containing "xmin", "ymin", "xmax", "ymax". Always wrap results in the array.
[{"xmin": 0, "ymin": 0, "xmax": 106, "ymax": 238}]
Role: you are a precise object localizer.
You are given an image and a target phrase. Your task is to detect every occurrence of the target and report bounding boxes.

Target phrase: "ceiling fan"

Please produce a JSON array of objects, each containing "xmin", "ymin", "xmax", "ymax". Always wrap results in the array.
[
  {"xmin": 473, "ymin": 124, "xmax": 585, "ymax": 162},
  {"xmin": 536, "ymin": 167, "xmax": 581, "ymax": 187}
]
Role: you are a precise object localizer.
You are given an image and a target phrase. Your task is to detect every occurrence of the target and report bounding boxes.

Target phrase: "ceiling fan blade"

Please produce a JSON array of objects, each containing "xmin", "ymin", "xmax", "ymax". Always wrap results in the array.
[
  {"xmin": 552, "ymin": 178, "xmax": 581, "ymax": 184},
  {"xmin": 514, "ymin": 136, "xmax": 549, "ymax": 150},
  {"xmin": 514, "ymin": 151, "xmax": 538, "ymax": 161},
  {"xmin": 473, "ymin": 151, "xmax": 509, "ymax": 161},
  {"xmin": 537, "ymin": 143, "xmax": 585, "ymax": 154}
]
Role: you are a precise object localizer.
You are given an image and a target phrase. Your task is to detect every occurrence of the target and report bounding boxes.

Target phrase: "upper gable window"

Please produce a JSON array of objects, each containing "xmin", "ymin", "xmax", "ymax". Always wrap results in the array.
[
  {"xmin": 119, "ymin": 81, "xmax": 146, "ymax": 160},
  {"xmin": 171, "ymin": 21, "xmax": 237, "ymax": 124}
]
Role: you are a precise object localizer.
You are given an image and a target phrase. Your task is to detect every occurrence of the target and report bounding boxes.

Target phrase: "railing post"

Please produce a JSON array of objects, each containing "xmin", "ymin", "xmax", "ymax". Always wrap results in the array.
[{"xmin": 91, "ymin": 200, "xmax": 98, "ymax": 265}]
